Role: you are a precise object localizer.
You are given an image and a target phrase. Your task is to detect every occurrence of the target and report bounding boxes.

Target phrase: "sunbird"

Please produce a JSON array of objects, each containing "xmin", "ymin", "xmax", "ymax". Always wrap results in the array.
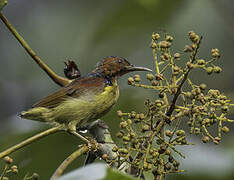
[{"xmin": 20, "ymin": 56, "xmax": 151, "ymax": 140}]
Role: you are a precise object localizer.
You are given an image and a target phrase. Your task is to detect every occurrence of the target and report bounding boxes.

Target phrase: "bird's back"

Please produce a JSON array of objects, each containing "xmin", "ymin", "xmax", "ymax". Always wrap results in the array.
[{"xmin": 20, "ymin": 75, "xmax": 119, "ymax": 127}]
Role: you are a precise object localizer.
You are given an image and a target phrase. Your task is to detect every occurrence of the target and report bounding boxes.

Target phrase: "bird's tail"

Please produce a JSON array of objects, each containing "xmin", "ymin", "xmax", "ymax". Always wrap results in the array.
[{"xmin": 19, "ymin": 107, "xmax": 51, "ymax": 122}]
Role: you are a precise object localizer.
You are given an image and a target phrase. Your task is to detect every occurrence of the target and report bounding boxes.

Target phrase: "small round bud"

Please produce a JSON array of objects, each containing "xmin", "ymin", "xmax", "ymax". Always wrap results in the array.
[
  {"xmin": 222, "ymin": 126, "xmax": 229, "ymax": 133},
  {"xmin": 127, "ymin": 77, "xmax": 134, "ymax": 85},
  {"xmin": 11, "ymin": 165, "xmax": 18, "ymax": 173},
  {"xmin": 131, "ymin": 111, "xmax": 136, "ymax": 118},
  {"xmin": 127, "ymin": 119, "xmax": 132, "ymax": 125},
  {"xmin": 206, "ymin": 67, "xmax": 213, "ymax": 75},
  {"xmin": 214, "ymin": 137, "xmax": 221, "ymax": 142},
  {"xmin": 202, "ymin": 136, "xmax": 210, "ymax": 143},
  {"xmin": 213, "ymin": 140, "xmax": 219, "ymax": 145},
  {"xmin": 32, "ymin": 173, "xmax": 39, "ymax": 180},
  {"xmin": 160, "ymin": 55, "xmax": 167, "ymax": 61},
  {"xmin": 221, "ymin": 106, "xmax": 229, "ymax": 113},
  {"xmin": 118, "ymin": 148, "xmax": 128, "ymax": 154},
  {"xmin": 164, "ymin": 163, "xmax": 171, "ymax": 171},
  {"xmin": 155, "ymin": 100, "xmax": 163, "ymax": 107},
  {"xmin": 152, "ymin": 151, "xmax": 159, "ymax": 158},
  {"xmin": 175, "ymin": 130, "xmax": 185, "ymax": 136},
  {"xmin": 134, "ymin": 74, "xmax": 140, "ymax": 79},
  {"xmin": 159, "ymin": 41, "xmax": 171, "ymax": 48},
  {"xmin": 174, "ymin": 53, "xmax": 181, "ymax": 59},
  {"xmin": 116, "ymin": 131, "xmax": 124, "ymax": 138},
  {"xmin": 185, "ymin": 92, "xmax": 193, "ymax": 99},
  {"xmin": 134, "ymin": 74, "xmax": 141, "ymax": 82},
  {"xmin": 173, "ymin": 66, "xmax": 180, "ymax": 72},
  {"xmin": 188, "ymin": 31, "xmax": 196, "ymax": 40},
  {"xmin": 151, "ymin": 42, "xmax": 157, "ymax": 49},
  {"xmin": 146, "ymin": 73, "xmax": 154, "ymax": 81},
  {"xmin": 172, "ymin": 160, "xmax": 180, "ymax": 167},
  {"xmin": 165, "ymin": 130, "xmax": 172, "ymax": 137},
  {"xmin": 165, "ymin": 149, "xmax": 171, "ymax": 156},
  {"xmin": 197, "ymin": 59, "xmax": 206, "ymax": 65},
  {"xmin": 112, "ymin": 146, "xmax": 118, "ymax": 152},
  {"xmin": 120, "ymin": 121, "xmax": 128, "ymax": 128},
  {"xmin": 171, "ymin": 87, "xmax": 177, "ymax": 94},
  {"xmin": 213, "ymin": 66, "xmax": 222, "ymax": 73},
  {"xmin": 139, "ymin": 113, "xmax": 145, "ymax": 120},
  {"xmin": 155, "ymin": 74, "xmax": 163, "ymax": 81},
  {"xmin": 184, "ymin": 45, "xmax": 193, "ymax": 52},
  {"xmin": 4, "ymin": 156, "xmax": 13, "ymax": 164},
  {"xmin": 194, "ymin": 128, "xmax": 200, "ymax": 135},
  {"xmin": 117, "ymin": 110, "xmax": 123, "ymax": 117},
  {"xmin": 123, "ymin": 135, "xmax": 131, "ymax": 141},
  {"xmin": 158, "ymin": 144, "xmax": 167, "ymax": 154},
  {"xmin": 168, "ymin": 155, "xmax": 174, "ymax": 163},
  {"xmin": 158, "ymin": 92, "xmax": 164, "ymax": 98},
  {"xmin": 165, "ymin": 35, "xmax": 174, "ymax": 42},
  {"xmin": 152, "ymin": 33, "xmax": 160, "ymax": 40},
  {"xmin": 186, "ymin": 62, "xmax": 194, "ymax": 69},
  {"xmin": 211, "ymin": 48, "xmax": 220, "ymax": 58},
  {"xmin": 199, "ymin": 83, "xmax": 207, "ymax": 90},
  {"xmin": 142, "ymin": 124, "xmax": 150, "ymax": 132},
  {"xmin": 102, "ymin": 154, "xmax": 108, "ymax": 160},
  {"xmin": 151, "ymin": 80, "xmax": 158, "ymax": 86}
]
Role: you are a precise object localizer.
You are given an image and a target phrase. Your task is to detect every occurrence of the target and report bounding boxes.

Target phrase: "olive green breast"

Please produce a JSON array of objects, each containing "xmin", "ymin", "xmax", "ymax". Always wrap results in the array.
[{"xmin": 50, "ymin": 80, "xmax": 119, "ymax": 126}]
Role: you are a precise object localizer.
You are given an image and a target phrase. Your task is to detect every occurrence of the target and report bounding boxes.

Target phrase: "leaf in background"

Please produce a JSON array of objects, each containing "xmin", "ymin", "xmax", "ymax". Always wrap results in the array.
[
  {"xmin": 0, "ymin": 0, "xmax": 7, "ymax": 11},
  {"xmin": 57, "ymin": 163, "xmax": 135, "ymax": 180}
]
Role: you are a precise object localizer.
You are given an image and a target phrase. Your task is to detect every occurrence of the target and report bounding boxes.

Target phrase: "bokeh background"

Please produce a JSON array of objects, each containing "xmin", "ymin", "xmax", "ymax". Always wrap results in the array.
[{"xmin": 1, "ymin": 0, "xmax": 234, "ymax": 179}]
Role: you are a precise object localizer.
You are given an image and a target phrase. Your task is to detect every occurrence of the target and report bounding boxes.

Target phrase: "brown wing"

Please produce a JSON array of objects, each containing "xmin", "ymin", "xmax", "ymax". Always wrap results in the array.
[{"xmin": 33, "ymin": 76, "xmax": 106, "ymax": 108}]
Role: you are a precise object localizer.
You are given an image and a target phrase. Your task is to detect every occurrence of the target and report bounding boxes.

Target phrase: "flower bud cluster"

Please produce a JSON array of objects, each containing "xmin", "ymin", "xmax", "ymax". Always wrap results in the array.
[{"xmin": 115, "ymin": 31, "xmax": 233, "ymax": 179}]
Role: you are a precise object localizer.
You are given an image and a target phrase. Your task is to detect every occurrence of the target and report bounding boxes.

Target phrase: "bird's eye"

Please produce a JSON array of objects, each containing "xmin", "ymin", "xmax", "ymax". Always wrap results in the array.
[{"xmin": 118, "ymin": 59, "xmax": 122, "ymax": 63}]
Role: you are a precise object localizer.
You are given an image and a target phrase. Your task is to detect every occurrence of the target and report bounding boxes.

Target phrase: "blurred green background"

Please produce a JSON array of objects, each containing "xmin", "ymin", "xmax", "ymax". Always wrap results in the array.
[{"xmin": 1, "ymin": 0, "xmax": 234, "ymax": 179}]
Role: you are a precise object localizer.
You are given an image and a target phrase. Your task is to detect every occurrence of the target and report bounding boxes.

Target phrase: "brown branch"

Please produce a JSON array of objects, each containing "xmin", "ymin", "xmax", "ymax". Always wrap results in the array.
[
  {"xmin": 0, "ymin": 127, "xmax": 61, "ymax": 159},
  {"xmin": 50, "ymin": 145, "xmax": 89, "ymax": 180},
  {"xmin": 0, "ymin": 12, "xmax": 71, "ymax": 87},
  {"xmin": 166, "ymin": 37, "xmax": 203, "ymax": 119}
]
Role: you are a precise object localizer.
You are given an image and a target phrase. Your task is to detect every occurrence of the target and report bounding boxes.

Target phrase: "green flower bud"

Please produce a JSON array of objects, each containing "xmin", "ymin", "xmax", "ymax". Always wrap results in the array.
[
  {"xmin": 4, "ymin": 156, "xmax": 13, "ymax": 164},
  {"xmin": 146, "ymin": 73, "xmax": 154, "ymax": 81},
  {"xmin": 199, "ymin": 83, "xmax": 207, "ymax": 90},
  {"xmin": 206, "ymin": 67, "xmax": 213, "ymax": 75},
  {"xmin": 127, "ymin": 77, "xmax": 134, "ymax": 85},
  {"xmin": 120, "ymin": 121, "xmax": 128, "ymax": 128},
  {"xmin": 213, "ymin": 66, "xmax": 222, "ymax": 73},
  {"xmin": 222, "ymin": 126, "xmax": 229, "ymax": 133},
  {"xmin": 202, "ymin": 136, "xmax": 210, "ymax": 143},
  {"xmin": 159, "ymin": 41, "xmax": 171, "ymax": 48},
  {"xmin": 152, "ymin": 33, "xmax": 160, "ymax": 40},
  {"xmin": 197, "ymin": 59, "xmax": 206, "ymax": 65},
  {"xmin": 166, "ymin": 35, "xmax": 174, "ymax": 42}
]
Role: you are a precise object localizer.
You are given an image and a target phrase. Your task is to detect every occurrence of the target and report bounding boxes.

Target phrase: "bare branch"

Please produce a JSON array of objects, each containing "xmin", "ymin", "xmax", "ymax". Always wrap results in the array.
[
  {"xmin": 0, "ymin": 13, "xmax": 71, "ymax": 87},
  {"xmin": 0, "ymin": 127, "xmax": 61, "ymax": 159},
  {"xmin": 51, "ymin": 145, "xmax": 89, "ymax": 180}
]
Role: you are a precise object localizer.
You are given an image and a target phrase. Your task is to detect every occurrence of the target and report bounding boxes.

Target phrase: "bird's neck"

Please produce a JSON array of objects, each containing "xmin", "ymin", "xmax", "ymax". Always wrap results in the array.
[{"xmin": 87, "ymin": 71, "xmax": 117, "ymax": 86}]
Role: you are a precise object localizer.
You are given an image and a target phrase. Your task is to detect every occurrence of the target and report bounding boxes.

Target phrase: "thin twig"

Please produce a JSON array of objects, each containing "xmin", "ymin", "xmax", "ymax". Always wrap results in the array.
[
  {"xmin": 50, "ymin": 145, "xmax": 89, "ymax": 180},
  {"xmin": 166, "ymin": 37, "xmax": 203, "ymax": 118},
  {"xmin": 0, "ymin": 127, "xmax": 61, "ymax": 159},
  {"xmin": 0, "ymin": 12, "xmax": 71, "ymax": 87}
]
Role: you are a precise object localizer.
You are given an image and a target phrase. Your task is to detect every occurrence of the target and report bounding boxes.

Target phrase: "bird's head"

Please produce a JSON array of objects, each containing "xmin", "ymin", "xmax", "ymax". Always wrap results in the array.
[{"xmin": 94, "ymin": 56, "xmax": 152, "ymax": 78}]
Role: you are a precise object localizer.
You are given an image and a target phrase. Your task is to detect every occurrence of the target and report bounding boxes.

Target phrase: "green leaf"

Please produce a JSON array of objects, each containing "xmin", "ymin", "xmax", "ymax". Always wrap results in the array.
[
  {"xmin": 0, "ymin": 0, "xmax": 7, "ymax": 11},
  {"xmin": 57, "ymin": 163, "xmax": 136, "ymax": 180}
]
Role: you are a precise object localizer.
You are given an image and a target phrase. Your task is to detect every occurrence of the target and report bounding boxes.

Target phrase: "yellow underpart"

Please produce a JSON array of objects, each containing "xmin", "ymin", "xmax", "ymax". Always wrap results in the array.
[{"xmin": 22, "ymin": 81, "xmax": 119, "ymax": 131}]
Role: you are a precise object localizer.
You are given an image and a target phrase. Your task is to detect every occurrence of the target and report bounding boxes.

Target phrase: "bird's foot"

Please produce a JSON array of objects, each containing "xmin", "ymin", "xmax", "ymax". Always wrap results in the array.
[
  {"xmin": 69, "ymin": 130, "xmax": 90, "ymax": 144},
  {"xmin": 68, "ymin": 130, "xmax": 97, "ymax": 150}
]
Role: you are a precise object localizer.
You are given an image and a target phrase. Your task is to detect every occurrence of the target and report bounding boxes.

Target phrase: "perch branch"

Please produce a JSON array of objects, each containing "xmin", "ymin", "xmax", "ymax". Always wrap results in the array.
[
  {"xmin": 0, "ymin": 127, "xmax": 61, "ymax": 159},
  {"xmin": 50, "ymin": 145, "xmax": 89, "ymax": 180},
  {"xmin": 0, "ymin": 13, "xmax": 71, "ymax": 87}
]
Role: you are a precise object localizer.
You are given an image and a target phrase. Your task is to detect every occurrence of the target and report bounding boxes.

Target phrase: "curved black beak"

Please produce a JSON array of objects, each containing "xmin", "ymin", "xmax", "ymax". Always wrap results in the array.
[{"xmin": 125, "ymin": 65, "xmax": 152, "ymax": 72}]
